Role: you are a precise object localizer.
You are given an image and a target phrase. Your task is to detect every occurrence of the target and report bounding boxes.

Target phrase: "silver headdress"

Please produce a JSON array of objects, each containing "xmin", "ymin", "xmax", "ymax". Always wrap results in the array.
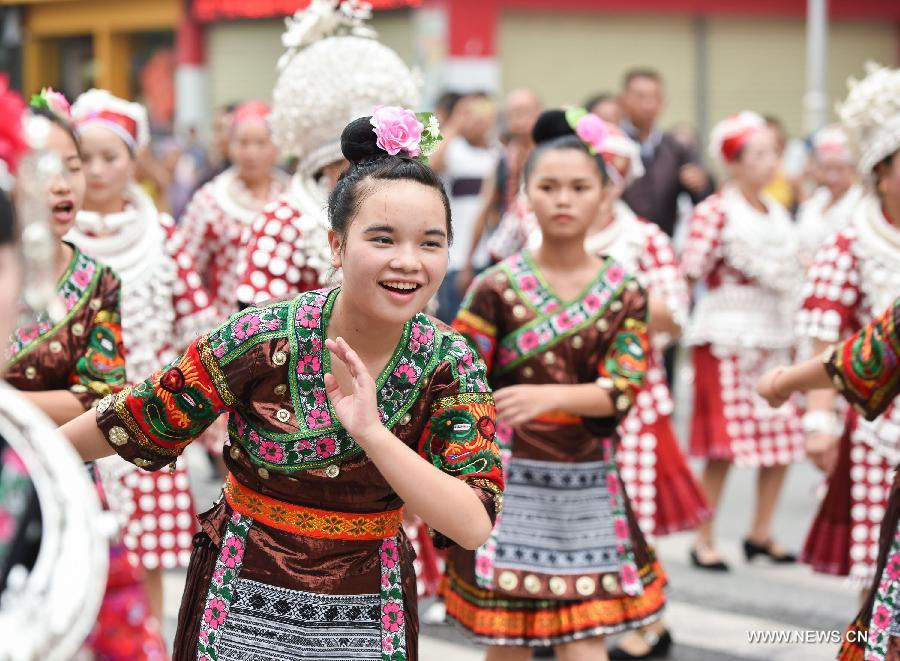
[
  {"xmin": 271, "ymin": 0, "xmax": 420, "ymax": 180},
  {"xmin": 838, "ymin": 62, "xmax": 900, "ymax": 178}
]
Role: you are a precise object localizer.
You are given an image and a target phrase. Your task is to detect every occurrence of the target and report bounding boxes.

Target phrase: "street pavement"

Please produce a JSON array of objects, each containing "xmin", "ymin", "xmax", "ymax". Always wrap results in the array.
[{"xmin": 164, "ymin": 436, "xmax": 855, "ymax": 660}]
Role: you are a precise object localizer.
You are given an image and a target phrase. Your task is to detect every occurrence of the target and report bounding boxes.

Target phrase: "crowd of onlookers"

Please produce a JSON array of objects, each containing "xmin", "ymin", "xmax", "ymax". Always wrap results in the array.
[{"xmin": 140, "ymin": 67, "xmax": 839, "ymax": 327}]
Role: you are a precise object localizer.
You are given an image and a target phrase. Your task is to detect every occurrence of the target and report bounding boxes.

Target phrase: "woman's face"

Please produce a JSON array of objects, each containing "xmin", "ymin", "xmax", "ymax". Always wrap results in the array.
[
  {"xmin": 526, "ymin": 147, "xmax": 605, "ymax": 243},
  {"xmin": 815, "ymin": 153, "xmax": 856, "ymax": 201},
  {"xmin": 45, "ymin": 123, "xmax": 85, "ymax": 241},
  {"xmin": 329, "ymin": 179, "xmax": 449, "ymax": 328},
  {"xmin": 728, "ymin": 128, "xmax": 779, "ymax": 191},
  {"xmin": 0, "ymin": 243, "xmax": 22, "ymax": 363},
  {"xmin": 79, "ymin": 124, "xmax": 134, "ymax": 212},
  {"xmin": 230, "ymin": 121, "xmax": 278, "ymax": 184}
]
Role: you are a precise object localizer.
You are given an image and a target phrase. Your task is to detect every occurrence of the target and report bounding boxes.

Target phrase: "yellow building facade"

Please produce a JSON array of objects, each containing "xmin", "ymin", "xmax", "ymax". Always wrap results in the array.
[{"xmin": 4, "ymin": 0, "xmax": 180, "ymax": 99}]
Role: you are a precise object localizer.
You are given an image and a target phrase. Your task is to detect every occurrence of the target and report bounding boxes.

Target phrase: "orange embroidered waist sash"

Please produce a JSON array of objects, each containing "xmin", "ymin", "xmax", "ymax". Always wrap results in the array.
[{"xmin": 224, "ymin": 474, "xmax": 402, "ymax": 540}]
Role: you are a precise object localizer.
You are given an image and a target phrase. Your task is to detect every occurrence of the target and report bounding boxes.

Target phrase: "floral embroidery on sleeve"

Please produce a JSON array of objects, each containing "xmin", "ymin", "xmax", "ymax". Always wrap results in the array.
[
  {"xmin": 453, "ymin": 271, "xmax": 503, "ymax": 373},
  {"xmin": 419, "ymin": 338, "xmax": 504, "ymax": 498},
  {"xmin": 69, "ymin": 269, "xmax": 126, "ymax": 408},
  {"xmin": 95, "ymin": 333, "xmax": 233, "ymax": 470},
  {"xmin": 597, "ymin": 286, "xmax": 650, "ymax": 421},
  {"xmin": 825, "ymin": 296, "xmax": 900, "ymax": 421}
]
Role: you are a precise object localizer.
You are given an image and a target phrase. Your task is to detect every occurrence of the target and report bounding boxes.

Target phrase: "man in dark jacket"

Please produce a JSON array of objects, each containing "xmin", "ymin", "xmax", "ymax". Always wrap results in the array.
[{"xmin": 620, "ymin": 68, "xmax": 714, "ymax": 237}]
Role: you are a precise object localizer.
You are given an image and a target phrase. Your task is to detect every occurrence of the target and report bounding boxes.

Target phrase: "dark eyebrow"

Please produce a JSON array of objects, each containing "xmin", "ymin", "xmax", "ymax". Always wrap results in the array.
[
  {"xmin": 425, "ymin": 229, "xmax": 447, "ymax": 238},
  {"xmin": 363, "ymin": 224, "xmax": 394, "ymax": 234},
  {"xmin": 536, "ymin": 177, "xmax": 593, "ymax": 184}
]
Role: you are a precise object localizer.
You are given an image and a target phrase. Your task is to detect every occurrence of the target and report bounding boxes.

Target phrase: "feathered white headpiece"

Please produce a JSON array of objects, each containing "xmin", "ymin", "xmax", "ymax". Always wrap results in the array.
[{"xmin": 838, "ymin": 62, "xmax": 900, "ymax": 177}]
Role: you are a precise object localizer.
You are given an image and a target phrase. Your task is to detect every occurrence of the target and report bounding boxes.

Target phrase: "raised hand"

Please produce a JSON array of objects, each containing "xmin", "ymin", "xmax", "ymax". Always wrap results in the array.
[{"xmin": 323, "ymin": 337, "xmax": 383, "ymax": 446}]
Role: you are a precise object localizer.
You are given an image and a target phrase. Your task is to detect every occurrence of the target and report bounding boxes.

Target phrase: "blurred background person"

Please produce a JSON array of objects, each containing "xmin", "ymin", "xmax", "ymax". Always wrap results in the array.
[
  {"xmin": 584, "ymin": 91, "xmax": 622, "ymax": 125},
  {"xmin": 67, "ymin": 88, "xmax": 213, "ymax": 624},
  {"xmin": 793, "ymin": 62, "xmax": 900, "ymax": 607},
  {"xmin": 762, "ymin": 115, "xmax": 808, "ymax": 214},
  {"xmin": 796, "ymin": 124, "xmax": 862, "ymax": 266},
  {"xmin": 457, "ymin": 87, "xmax": 542, "ymax": 294},
  {"xmin": 430, "ymin": 91, "xmax": 500, "ymax": 321},
  {"xmin": 619, "ymin": 68, "xmax": 714, "ymax": 238},
  {"xmin": 192, "ymin": 102, "xmax": 236, "ymax": 193},
  {"xmin": 681, "ymin": 111, "xmax": 804, "ymax": 572}
]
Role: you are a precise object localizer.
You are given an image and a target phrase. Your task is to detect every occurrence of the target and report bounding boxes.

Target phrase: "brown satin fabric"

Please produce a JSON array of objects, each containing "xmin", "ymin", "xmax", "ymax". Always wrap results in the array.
[
  {"xmin": 470, "ymin": 266, "xmax": 648, "ymax": 462},
  {"xmin": 129, "ymin": 325, "xmax": 497, "ymax": 660},
  {"xmin": 173, "ymin": 497, "xmax": 420, "ymax": 661},
  {"xmin": 6, "ymin": 266, "xmax": 120, "ymax": 410}
]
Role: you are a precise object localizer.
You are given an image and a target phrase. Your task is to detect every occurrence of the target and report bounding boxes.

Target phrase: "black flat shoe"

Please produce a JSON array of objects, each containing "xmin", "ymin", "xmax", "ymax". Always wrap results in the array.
[
  {"xmin": 743, "ymin": 538, "xmax": 796, "ymax": 563},
  {"xmin": 609, "ymin": 629, "xmax": 674, "ymax": 659},
  {"xmin": 690, "ymin": 548, "xmax": 730, "ymax": 571}
]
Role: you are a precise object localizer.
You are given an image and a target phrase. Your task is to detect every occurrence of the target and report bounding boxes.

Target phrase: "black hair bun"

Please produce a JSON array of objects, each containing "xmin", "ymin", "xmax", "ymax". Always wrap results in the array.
[
  {"xmin": 341, "ymin": 116, "xmax": 383, "ymax": 165},
  {"xmin": 531, "ymin": 109, "xmax": 576, "ymax": 146}
]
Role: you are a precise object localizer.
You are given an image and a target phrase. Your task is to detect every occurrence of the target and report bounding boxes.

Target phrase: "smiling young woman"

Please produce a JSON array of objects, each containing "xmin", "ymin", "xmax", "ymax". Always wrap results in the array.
[{"xmin": 60, "ymin": 108, "xmax": 503, "ymax": 660}]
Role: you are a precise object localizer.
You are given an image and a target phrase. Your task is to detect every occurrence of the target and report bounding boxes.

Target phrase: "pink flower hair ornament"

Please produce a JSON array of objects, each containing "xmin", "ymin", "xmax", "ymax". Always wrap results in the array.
[
  {"xmin": 565, "ymin": 107, "xmax": 609, "ymax": 155},
  {"xmin": 29, "ymin": 87, "xmax": 71, "ymax": 120},
  {"xmin": 370, "ymin": 106, "xmax": 443, "ymax": 162}
]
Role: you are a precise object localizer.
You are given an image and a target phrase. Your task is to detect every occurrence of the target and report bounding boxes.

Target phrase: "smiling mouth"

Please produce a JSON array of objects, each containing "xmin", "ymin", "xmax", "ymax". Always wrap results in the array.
[{"xmin": 379, "ymin": 280, "xmax": 422, "ymax": 294}]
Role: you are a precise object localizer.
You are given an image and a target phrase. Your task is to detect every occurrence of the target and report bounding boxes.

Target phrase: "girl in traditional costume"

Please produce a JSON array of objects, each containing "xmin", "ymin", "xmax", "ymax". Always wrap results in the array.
[
  {"xmin": 444, "ymin": 109, "xmax": 665, "ymax": 660},
  {"xmin": 793, "ymin": 63, "xmax": 900, "ymax": 601},
  {"xmin": 759, "ymin": 295, "xmax": 900, "ymax": 660},
  {"xmin": 61, "ymin": 108, "xmax": 503, "ymax": 660},
  {"xmin": 237, "ymin": 0, "xmax": 448, "ymax": 603},
  {"xmin": 66, "ymin": 87, "xmax": 210, "ymax": 623},
  {"xmin": 682, "ymin": 111, "xmax": 804, "ymax": 570},
  {"xmin": 497, "ymin": 115, "xmax": 706, "ymax": 658},
  {"xmin": 9, "ymin": 90, "xmax": 167, "ymax": 659},
  {"xmin": 0, "ymin": 80, "xmax": 108, "ymax": 661}
]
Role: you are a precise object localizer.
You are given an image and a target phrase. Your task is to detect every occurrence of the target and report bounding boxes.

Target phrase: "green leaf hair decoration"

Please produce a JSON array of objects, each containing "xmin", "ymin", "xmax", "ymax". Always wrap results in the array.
[{"xmin": 416, "ymin": 111, "xmax": 443, "ymax": 163}]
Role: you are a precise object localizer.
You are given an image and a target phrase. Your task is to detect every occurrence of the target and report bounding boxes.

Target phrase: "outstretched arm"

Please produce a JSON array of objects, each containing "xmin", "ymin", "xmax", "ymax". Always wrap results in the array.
[
  {"xmin": 60, "ymin": 409, "xmax": 115, "ymax": 461},
  {"xmin": 758, "ymin": 356, "xmax": 831, "ymax": 409}
]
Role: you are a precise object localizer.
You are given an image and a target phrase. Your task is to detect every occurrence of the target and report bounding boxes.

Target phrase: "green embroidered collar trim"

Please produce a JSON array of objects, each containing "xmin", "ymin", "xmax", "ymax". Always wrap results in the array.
[
  {"xmin": 237, "ymin": 287, "xmax": 447, "ymax": 471},
  {"xmin": 6, "ymin": 244, "xmax": 102, "ymax": 368}
]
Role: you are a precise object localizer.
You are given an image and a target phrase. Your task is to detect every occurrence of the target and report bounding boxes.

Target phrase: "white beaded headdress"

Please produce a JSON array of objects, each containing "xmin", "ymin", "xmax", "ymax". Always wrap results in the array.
[
  {"xmin": 838, "ymin": 62, "xmax": 900, "ymax": 178},
  {"xmin": 271, "ymin": 0, "xmax": 420, "ymax": 177}
]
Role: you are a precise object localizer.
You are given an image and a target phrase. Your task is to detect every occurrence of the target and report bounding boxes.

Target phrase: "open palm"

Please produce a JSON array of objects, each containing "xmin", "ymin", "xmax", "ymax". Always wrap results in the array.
[{"xmin": 324, "ymin": 337, "xmax": 382, "ymax": 444}]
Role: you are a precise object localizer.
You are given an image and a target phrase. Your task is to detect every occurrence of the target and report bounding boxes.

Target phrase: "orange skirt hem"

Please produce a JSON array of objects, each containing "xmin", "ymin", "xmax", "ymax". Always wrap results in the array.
[{"xmin": 441, "ymin": 560, "xmax": 667, "ymax": 646}]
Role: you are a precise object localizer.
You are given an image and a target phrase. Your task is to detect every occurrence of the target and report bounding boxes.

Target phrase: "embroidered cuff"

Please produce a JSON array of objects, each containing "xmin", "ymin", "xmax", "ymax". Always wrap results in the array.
[{"xmin": 95, "ymin": 391, "xmax": 184, "ymax": 471}]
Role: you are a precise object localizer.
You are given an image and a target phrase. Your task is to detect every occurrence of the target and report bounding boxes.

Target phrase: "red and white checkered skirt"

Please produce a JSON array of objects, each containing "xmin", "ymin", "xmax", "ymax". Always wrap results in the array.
[
  {"xmin": 618, "ymin": 364, "xmax": 711, "ymax": 536},
  {"xmin": 802, "ymin": 409, "xmax": 896, "ymax": 584},
  {"xmin": 689, "ymin": 344, "xmax": 804, "ymax": 468},
  {"xmin": 119, "ymin": 460, "xmax": 198, "ymax": 570}
]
